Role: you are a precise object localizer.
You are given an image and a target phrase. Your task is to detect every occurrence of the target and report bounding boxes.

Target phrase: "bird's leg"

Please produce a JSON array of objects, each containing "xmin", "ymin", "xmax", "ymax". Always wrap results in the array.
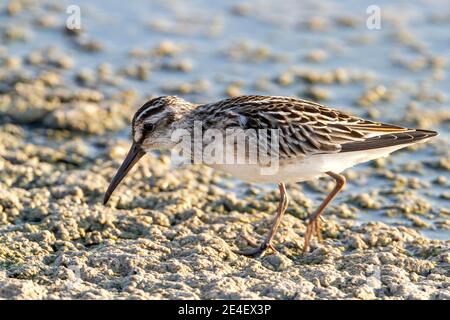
[
  {"xmin": 303, "ymin": 172, "xmax": 346, "ymax": 253},
  {"xmin": 237, "ymin": 183, "xmax": 289, "ymax": 257}
]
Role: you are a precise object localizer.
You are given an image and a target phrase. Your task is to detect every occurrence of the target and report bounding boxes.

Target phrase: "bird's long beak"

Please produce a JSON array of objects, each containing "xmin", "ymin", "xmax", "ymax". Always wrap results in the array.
[{"xmin": 103, "ymin": 142, "xmax": 145, "ymax": 205}]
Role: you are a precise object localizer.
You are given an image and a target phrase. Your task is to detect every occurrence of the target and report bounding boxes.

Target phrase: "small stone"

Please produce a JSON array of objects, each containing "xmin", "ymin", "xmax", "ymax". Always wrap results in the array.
[
  {"xmin": 306, "ymin": 49, "xmax": 327, "ymax": 63},
  {"xmin": 153, "ymin": 41, "xmax": 180, "ymax": 56},
  {"xmin": 226, "ymin": 84, "xmax": 241, "ymax": 97},
  {"xmin": 348, "ymin": 235, "xmax": 368, "ymax": 250},
  {"xmin": 261, "ymin": 253, "xmax": 293, "ymax": 271},
  {"xmin": 305, "ymin": 17, "xmax": 328, "ymax": 31},
  {"xmin": 276, "ymin": 72, "xmax": 294, "ymax": 86},
  {"xmin": 303, "ymin": 86, "xmax": 329, "ymax": 101}
]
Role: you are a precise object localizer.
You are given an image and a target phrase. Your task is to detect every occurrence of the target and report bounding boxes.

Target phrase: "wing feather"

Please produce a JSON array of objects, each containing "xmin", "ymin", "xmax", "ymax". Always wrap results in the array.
[{"xmin": 193, "ymin": 95, "xmax": 436, "ymax": 160}]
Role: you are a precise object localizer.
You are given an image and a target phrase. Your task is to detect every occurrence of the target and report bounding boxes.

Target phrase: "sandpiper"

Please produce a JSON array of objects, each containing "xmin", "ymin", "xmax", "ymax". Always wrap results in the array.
[{"xmin": 103, "ymin": 95, "xmax": 438, "ymax": 256}]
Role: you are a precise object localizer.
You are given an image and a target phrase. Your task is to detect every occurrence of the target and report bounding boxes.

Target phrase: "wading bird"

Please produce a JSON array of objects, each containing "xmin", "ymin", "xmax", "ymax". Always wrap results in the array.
[{"xmin": 103, "ymin": 95, "xmax": 437, "ymax": 256}]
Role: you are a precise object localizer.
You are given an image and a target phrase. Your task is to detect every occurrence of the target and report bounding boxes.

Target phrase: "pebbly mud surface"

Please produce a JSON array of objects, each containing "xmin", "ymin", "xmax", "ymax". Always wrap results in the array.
[{"xmin": 0, "ymin": 0, "xmax": 449, "ymax": 299}]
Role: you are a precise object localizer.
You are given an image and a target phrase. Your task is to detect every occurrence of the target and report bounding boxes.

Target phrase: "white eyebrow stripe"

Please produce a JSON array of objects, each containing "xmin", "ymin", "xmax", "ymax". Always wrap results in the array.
[{"xmin": 135, "ymin": 101, "xmax": 165, "ymax": 122}]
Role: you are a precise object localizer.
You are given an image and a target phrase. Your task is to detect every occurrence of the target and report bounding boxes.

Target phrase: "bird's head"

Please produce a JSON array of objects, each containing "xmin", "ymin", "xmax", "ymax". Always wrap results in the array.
[
  {"xmin": 132, "ymin": 95, "xmax": 194, "ymax": 150},
  {"xmin": 103, "ymin": 96, "xmax": 194, "ymax": 205}
]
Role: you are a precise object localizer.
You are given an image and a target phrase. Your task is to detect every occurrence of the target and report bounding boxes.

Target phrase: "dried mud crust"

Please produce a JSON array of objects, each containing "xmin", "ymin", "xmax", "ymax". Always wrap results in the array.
[
  {"xmin": 0, "ymin": 131, "xmax": 449, "ymax": 299},
  {"xmin": 0, "ymin": 0, "xmax": 449, "ymax": 300}
]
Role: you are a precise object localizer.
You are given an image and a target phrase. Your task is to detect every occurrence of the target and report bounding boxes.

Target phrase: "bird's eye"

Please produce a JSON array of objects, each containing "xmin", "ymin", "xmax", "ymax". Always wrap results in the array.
[{"xmin": 144, "ymin": 123, "xmax": 155, "ymax": 132}]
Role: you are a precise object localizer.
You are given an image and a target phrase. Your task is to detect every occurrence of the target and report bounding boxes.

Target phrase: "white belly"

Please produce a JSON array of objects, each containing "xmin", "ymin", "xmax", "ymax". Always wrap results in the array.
[{"xmin": 208, "ymin": 144, "xmax": 413, "ymax": 183}]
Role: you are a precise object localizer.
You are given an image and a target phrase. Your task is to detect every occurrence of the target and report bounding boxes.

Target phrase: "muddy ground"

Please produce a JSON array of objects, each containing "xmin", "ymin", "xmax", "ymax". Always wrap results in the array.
[{"xmin": 0, "ymin": 0, "xmax": 449, "ymax": 299}]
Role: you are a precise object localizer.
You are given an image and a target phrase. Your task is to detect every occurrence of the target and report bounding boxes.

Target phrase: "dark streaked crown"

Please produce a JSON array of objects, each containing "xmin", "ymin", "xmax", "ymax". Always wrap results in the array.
[{"xmin": 133, "ymin": 96, "xmax": 172, "ymax": 124}]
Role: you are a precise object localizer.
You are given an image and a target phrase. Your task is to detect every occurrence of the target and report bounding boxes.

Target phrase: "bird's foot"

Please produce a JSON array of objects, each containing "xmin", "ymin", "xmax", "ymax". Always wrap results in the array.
[
  {"xmin": 235, "ymin": 242, "xmax": 278, "ymax": 257},
  {"xmin": 235, "ymin": 235, "xmax": 278, "ymax": 257},
  {"xmin": 303, "ymin": 218, "xmax": 323, "ymax": 253}
]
